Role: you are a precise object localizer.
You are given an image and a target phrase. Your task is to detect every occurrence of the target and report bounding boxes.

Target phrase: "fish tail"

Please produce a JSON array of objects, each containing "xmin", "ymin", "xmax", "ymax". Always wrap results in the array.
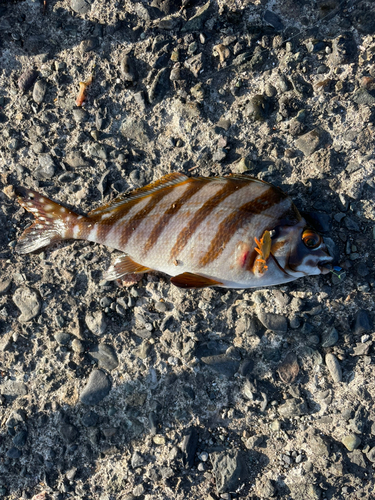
[{"xmin": 15, "ymin": 187, "xmax": 86, "ymax": 254}]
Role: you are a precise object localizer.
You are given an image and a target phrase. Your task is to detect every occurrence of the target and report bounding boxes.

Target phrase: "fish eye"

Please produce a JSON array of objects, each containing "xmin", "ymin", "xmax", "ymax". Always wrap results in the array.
[{"xmin": 302, "ymin": 229, "xmax": 322, "ymax": 249}]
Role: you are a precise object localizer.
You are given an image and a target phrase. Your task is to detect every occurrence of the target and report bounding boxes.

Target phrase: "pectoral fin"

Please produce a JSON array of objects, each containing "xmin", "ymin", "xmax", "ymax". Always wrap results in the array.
[
  {"xmin": 171, "ymin": 272, "xmax": 223, "ymax": 289},
  {"xmin": 104, "ymin": 255, "xmax": 151, "ymax": 281}
]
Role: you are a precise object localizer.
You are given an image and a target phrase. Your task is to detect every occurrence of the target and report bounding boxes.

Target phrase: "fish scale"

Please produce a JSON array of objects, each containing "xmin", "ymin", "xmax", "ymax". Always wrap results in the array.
[{"xmin": 15, "ymin": 173, "xmax": 333, "ymax": 289}]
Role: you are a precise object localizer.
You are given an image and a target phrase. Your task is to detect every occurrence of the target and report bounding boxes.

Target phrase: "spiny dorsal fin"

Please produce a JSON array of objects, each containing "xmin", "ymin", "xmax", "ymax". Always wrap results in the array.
[
  {"xmin": 170, "ymin": 272, "xmax": 223, "ymax": 289},
  {"xmin": 103, "ymin": 255, "xmax": 151, "ymax": 281},
  {"xmin": 88, "ymin": 172, "xmax": 189, "ymax": 217}
]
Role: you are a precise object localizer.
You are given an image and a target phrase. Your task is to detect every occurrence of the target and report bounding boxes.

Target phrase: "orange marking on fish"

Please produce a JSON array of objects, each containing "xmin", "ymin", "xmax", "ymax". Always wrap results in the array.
[{"xmin": 253, "ymin": 230, "xmax": 272, "ymax": 275}]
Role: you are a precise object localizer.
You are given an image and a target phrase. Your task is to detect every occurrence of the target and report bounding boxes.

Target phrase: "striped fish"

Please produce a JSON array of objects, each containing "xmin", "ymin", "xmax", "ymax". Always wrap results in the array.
[{"xmin": 15, "ymin": 173, "xmax": 333, "ymax": 289}]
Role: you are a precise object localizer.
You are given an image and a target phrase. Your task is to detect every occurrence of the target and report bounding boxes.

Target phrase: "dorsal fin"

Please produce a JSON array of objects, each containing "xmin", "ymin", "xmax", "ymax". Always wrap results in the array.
[{"xmin": 88, "ymin": 172, "xmax": 189, "ymax": 217}]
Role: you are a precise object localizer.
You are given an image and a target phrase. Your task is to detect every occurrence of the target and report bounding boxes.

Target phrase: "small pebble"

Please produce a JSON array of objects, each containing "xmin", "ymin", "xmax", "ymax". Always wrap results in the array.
[
  {"xmin": 33, "ymin": 80, "xmax": 47, "ymax": 104},
  {"xmin": 153, "ymin": 435, "xmax": 166, "ymax": 445},
  {"xmin": 325, "ymin": 353, "xmax": 342, "ymax": 383},
  {"xmin": 342, "ymin": 434, "xmax": 361, "ymax": 451}
]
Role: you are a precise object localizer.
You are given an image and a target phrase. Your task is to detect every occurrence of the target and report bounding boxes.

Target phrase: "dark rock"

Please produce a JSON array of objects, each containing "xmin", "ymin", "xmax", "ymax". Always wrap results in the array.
[
  {"xmin": 248, "ymin": 46, "xmax": 268, "ymax": 72},
  {"xmin": 289, "ymin": 119, "xmax": 306, "ymax": 137},
  {"xmin": 244, "ymin": 95, "xmax": 269, "ymax": 121},
  {"xmin": 12, "ymin": 430, "xmax": 28, "ymax": 447},
  {"xmin": 120, "ymin": 55, "xmax": 137, "ymax": 82},
  {"xmin": 60, "ymin": 423, "xmax": 79, "ymax": 443},
  {"xmin": 211, "ymin": 450, "xmax": 248, "ymax": 494},
  {"xmin": 151, "ymin": 0, "xmax": 181, "ymax": 16},
  {"xmin": 80, "ymin": 37, "xmax": 99, "ymax": 53},
  {"xmin": 181, "ymin": 427, "xmax": 198, "ymax": 468},
  {"xmin": 356, "ymin": 262, "xmax": 369, "ymax": 277},
  {"xmin": 353, "ymin": 310, "xmax": 372, "ymax": 335},
  {"xmin": 153, "ymin": 52, "xmax": 170, "ymax": 69},
  {"xmin": 200, "ymin": 354, "xmax": 240, "ymax": 378},
  {"xmin": 277, "ymin": 352, "xmax": 299, "ymax": 384},
  {"xmin": 238, "ymin": 359, "xmax": 254, "ymax": 378},
  {"xmin": 148, "ymin": 67, "xmax": 170, "ymax": 103},
  {"xmin": 295, "ymin": 128, "xmax": 326, "ymax": 156},
  {"xmin": 344, "ymin": 217, "xmax": 360, "ymax": 231},
  {"xmin": 149, "ymin": 412, "xmax": 159, "ymax": 435},
  {"xmin": 321, "ymin": 327, "xmax": 338, "ymax": 348},
  {"xmin": 235, "ymin": 315, "xmax": 266, "ymax": 337},
  {"xmin": 6, "ymin": 447, "xmax": 21, "ymax": 459},
  {"xmin": 89, "ymin": 344, "xmax": 119, "ymax": 371},
  {"xmin": 80, "ymin": 369, "xmax": 112, "ymax": 405},
  {"xmin": 182, "ymin": 0, "xmax": 211, "ymax": 31},
  {"xmin": 184, "ymin": 53, "xmax": 203, "ymax": 78},
  {"xmin": 25, "ymin": 35, "xmax": 46, "ymax": 54},
  {"xmin": 257, "ymin": 312, "xmax": 287, "ymax": 333},
  {"xmin": 54, "ymin": 332, "xmax": 71, "ymax": 346},
  {"xmin": 330, "ymin": 33, "xmax": 357, "ymax": 66},
  {"xmin": 82, "ymin": 410, "xmax": 99, "ymax": 427},
  {"xmin": 263, "ymin": 10, "xmax": 284, "ymax": 30},
  {"xmin": 18, "ymin": 68, "xmax": 38, "ymax": 93}
]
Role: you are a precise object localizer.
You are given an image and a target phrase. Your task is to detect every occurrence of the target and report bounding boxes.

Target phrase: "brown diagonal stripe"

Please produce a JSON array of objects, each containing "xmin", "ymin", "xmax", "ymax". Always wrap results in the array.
[
  {"xmin": 170, "ymin": 180, "xmax": 246, "ymax": 260},
  {"xmin": 119, "ymin": 186, "xmax": 174, "ymax": 247},
  {"xmin": 143, "ymin": 178, "xmax": 210, "ymax": 256},
  {"xmin": 199, "ymin": 188, "xmax": 288, "ymax": 267},
  {"xmin": 93, "ymin": 196, "xmax": 146, "ymax": 242}
]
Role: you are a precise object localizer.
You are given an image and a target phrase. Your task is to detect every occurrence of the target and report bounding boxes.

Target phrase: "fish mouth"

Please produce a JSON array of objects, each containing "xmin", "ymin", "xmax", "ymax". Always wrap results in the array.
[{"xmin": 319, "ymin": 261, "xmax": 333, "ymax": 274}]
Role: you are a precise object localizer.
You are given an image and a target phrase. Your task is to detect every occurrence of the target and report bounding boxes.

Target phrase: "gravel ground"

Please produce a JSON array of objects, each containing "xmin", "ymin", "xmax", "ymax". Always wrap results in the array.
[{"xmin": 0, "ymin": 0, "xmax": 375, "ymax": 499}]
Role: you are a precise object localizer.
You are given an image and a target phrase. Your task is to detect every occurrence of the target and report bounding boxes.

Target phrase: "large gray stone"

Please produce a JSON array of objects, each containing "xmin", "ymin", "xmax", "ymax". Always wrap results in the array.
[{"xmin": 80, "ymin": 370, "xmax": 111, "ymax": 405}]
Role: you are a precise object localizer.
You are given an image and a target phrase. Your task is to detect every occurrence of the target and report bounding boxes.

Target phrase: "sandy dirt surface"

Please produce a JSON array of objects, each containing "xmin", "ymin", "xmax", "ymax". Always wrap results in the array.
[{"xmin": 0, "ymin": 0, "xmax": 375, "ymax": 499}]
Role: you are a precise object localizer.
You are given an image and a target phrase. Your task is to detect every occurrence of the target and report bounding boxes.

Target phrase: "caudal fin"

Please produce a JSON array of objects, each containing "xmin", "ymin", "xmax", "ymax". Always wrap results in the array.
[{"xmin": 15, "ymin": 187, "xmax": 83, "ymax": 254}]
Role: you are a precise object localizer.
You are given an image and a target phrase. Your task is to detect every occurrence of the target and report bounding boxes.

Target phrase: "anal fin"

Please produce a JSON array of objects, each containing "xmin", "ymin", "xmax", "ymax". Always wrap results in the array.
[
  {"xmin": 103, "ymin": 255, "xmax": 151, "ymax": 281},
  {"xmin": 171, "ymin": 272, "xmax": 223, "ymax": 289}
]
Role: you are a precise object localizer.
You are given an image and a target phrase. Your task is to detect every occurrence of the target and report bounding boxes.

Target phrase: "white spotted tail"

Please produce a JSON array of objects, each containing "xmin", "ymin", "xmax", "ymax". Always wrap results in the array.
[{"xmin": 15, "ymin": 187, "xmax": 86, "ymax": 254}]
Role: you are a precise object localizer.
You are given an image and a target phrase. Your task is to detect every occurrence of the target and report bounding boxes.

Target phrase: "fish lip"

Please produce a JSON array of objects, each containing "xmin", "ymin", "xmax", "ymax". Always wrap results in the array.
[{"xmin": 319, "ymin": 261, "xmax": 333, "ymax": 274}]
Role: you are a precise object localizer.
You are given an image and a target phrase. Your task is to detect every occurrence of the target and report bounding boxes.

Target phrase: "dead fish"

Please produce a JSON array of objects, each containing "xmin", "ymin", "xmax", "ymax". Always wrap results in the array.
[{"xmin": 15, "ymin": 173, "xmax": 333, "ymax": 289}]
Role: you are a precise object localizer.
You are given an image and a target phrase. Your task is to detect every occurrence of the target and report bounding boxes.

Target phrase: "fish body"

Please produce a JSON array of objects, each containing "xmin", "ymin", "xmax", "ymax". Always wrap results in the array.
[{"xmin": 15, "ymin": 173, "xmax": 332, "ymax": 289}]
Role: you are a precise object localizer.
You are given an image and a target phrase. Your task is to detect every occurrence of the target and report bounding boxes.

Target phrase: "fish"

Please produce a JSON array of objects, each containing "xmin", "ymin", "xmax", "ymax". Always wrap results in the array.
[{"xmin": 14, "ymin": 173, "xmax": 333, "ymax": 289}]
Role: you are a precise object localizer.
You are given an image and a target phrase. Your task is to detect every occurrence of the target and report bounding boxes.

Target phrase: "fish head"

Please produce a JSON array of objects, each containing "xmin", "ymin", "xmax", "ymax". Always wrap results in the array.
[{"xmin": 270, "ymin": 219, "xmax": 333, "ymax": 278}]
